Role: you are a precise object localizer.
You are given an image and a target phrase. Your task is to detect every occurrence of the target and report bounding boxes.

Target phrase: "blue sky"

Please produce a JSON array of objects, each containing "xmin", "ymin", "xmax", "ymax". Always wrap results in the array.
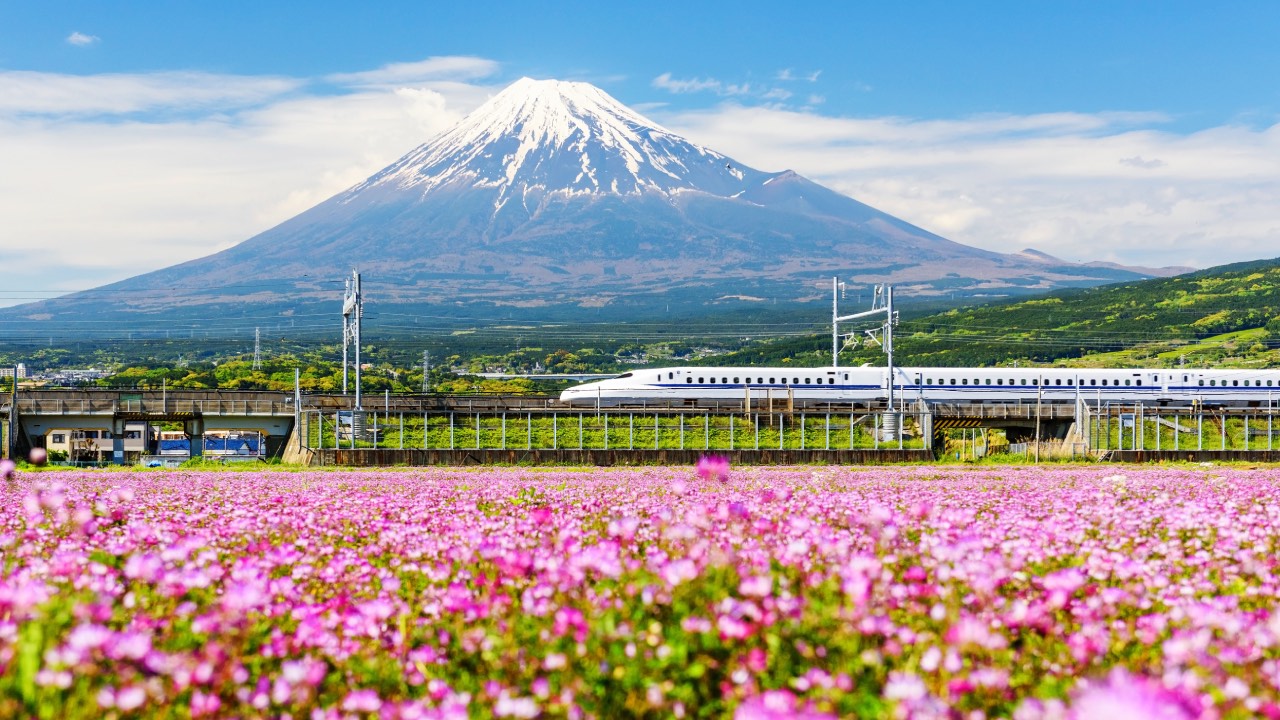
[{"xmin": 3, "ymin": 1, "xmax": 1280, "ymax": 305}]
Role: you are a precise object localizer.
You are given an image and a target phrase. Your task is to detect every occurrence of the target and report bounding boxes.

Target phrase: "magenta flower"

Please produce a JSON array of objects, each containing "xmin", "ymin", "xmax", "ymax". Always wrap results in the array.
[
  {"xmin": 341, "ymin": 689, "xmax": 382, "ymax": 712},
  {"xmin": 696, "ymin": 454, "xmax": 730, "ymax": 482},
  {"xmin": 1069, "ymin": 669, "xmax": 1197, "ymax": 719},
  {"xmin": 735, "ymin": 689, "xmax": 836, "ymax": 719}
]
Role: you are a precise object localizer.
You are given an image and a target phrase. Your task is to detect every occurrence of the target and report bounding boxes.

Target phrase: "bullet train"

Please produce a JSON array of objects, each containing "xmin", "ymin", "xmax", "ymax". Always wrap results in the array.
[{"xmin": 559, "ymin": 365, "xmax": 1280, "ymax": 408}]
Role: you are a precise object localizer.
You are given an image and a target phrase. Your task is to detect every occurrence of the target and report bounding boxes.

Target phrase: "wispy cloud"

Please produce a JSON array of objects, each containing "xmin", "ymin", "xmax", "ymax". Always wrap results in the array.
[
  {"xmin": 1119, "ymin": 155, "xmax": 1167, "ymax": 169},
  {"xmin": 777, "ymin": 68, "xmax": 821, "ymax": 82},
  {"xmin": 66, "ymin": 31, "xmax": 99, "ymax": 46},
  {"xmin": 0, "ymin": 70, "xmax": 301, "ymax": 115},
  {"xmin": 327, "ymin": 56, "xmax": 500, "ymax": 88},
  {"xmin": 651, "ymin": 72, "xmax": 750, "ymax": 96}
]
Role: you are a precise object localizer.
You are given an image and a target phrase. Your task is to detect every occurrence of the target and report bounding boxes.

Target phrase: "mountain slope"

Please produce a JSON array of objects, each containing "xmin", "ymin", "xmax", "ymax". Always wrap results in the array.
[
  {"xmin": 707, "ymin": 257, "xmax": 1280, "ymax": 369},
  {"xmin": 892, "ymin": 256, "xmax": 1280, "ymax": 364}
]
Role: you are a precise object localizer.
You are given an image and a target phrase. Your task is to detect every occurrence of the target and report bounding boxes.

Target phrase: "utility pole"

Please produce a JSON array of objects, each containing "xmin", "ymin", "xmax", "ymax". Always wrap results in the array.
[
  {"xmin": 6, "ymin": 366, "xmax": 16, "ymax": 460},
  {"xmin": 342, "ymin": 269, "xmax": 363, "ymax": 409},
  {"xmin": 833, "ymin": 279, "xmax": 898, "ymax": 440},
  {"xmin": 1035, "ymin": 374, "xmax": 1043, "ymax": 463}
]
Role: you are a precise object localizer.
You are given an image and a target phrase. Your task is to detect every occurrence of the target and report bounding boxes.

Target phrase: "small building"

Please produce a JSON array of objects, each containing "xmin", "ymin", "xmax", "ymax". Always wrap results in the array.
[
  {"xmin": 204, "ymin": 431, "xmax": 264, "ymax": 459},
  {"xmin": 0, "ymin": 363, "xmax": 27, "ymax": 380},
  {"xmin": 45, "ymin": 422, "xmax": 150, "ymax": 463}
]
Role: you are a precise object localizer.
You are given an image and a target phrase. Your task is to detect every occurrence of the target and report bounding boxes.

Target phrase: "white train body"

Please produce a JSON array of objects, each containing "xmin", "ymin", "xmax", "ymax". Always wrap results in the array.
[{"xmin": 560, "ymin": 365, "xmax": 1280, "ymax": 407}]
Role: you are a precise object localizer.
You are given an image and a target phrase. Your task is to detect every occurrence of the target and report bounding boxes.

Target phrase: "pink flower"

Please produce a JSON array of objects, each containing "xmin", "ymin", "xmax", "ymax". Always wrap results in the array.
[
  {"xmin": 739, "ymin": 574, "xmax": 773, "ymax": 598},
  {"xmin": 189, "ymin": 690, "xmax": 221, "ymax": 717},
  {"xmin": 342, "ymin": 689, "xmax": 383, "ymax": 712},
  {"xmin": 696, "ymin": 455, "xmax": 730, "ymax": 482},
  {"xmin": 0, "ymin": 458, "xmax": 15, "ymax": 480},
  {"xmin": 1070, "ymin": 669, "xmax": 1197, "ymax": 720},
  {"xmin": 717, "ymin": 614, "xmax": 752, "ymax": 639},
  {"xmin": 735, "ymin": 689, "xmax": 836, "ymax": 719}
]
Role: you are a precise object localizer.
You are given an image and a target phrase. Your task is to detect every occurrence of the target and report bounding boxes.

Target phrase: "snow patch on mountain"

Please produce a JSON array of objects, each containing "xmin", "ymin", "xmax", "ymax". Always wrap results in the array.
[{"xmin": 344, "ymin": 77, "xmax": 765, "ymax": 211}]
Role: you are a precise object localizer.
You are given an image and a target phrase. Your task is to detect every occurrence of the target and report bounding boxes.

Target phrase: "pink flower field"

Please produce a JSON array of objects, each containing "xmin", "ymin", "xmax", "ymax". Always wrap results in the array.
[{"xmin": 3, "ymin": 464, "xmax": 1280, "ymax": 719}]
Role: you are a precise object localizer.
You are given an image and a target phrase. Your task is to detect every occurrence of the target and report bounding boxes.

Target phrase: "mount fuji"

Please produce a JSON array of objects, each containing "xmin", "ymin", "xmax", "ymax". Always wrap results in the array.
[{"xmin": 6, "ymin": 78, "xmax": 1184, "ymax": 328}]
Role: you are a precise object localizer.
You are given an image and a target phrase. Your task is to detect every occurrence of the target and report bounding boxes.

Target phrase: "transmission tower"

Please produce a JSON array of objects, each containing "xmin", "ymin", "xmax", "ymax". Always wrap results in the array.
[
  {"xmin": 422, "ymin": 350, "xmax": 431, "ymax": 393},
  {"xmin": 341, "ymin": 270, "xmax": 363, "ymax": 409},
  {"xmin": 832, "ymin": 277, "xmax": 900, "ymax": 436},
  {"xmin": 252, "ymin": 327, "xmax": 262, "ymax": 370}
]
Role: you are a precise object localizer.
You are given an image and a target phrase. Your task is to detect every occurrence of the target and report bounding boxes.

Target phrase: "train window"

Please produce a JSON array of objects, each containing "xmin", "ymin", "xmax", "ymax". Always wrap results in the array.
[
  {"xmin": 709, "ymin": 377, "xmax": 716, "ymax": 384},
  {"xmin": 1243, "ymin": 380, "xmax": 1250, "ymax": 387},
  {"xmin": 1269, "ymin": 381, "xmax": 1274, "ymax": 387},
  {"xmin": 1090, "ymin": 380, "xmax": 1096, "ymax": 386},
  {"xmin": 986, "ymin": 379, "xmax": 992, "ymax": 385},
  {"xmin": 950, "ymin": 379, "xmax": 957, "ymax": 385},
  {"xmin": 686, "ymin": 378, "xmax": 693, "ymax": 384},
  {"xmin": 699, "ymin": 377, "xmax": 705, "ymax": 383},
  {"xmin": 769, "ymin": 377, "xmax": 775, "ymax": 384},
  {"xmin": 804, "ymin": 378, "xmax": 811, "ymax": 384},
  {"xmin": 997, "ymin": 379, "xmax": 1003, "ymax": 385},
  {"xmin": 758, "ymin": 378, "xmax": 763, "ymax": 384},
  {"xmin": 844, "ymin": 374, "xmax": 849, "ymax": 381},
  {"xmin": 926, "ymin": 378, "xmax": 933, "ymax": 385},
  {"xmin": 793, "ymin": 378, "xmax": 799, "ymax": 384},
  {"xmin": 1101, "ymin": 380, "xmax": 1108, "ymax": 386},
  {"xmin": 961, "ymin": 379, "xmax": 968, "ymax": 385},
  {"xmin": 668, "ymin": 372, "xmax": 673, "ymax": 380},
  {"xmin": 1021, "ymin": 379, "xmax": 1028, "ymax": 386},
  {"xmin": 733, "ymin": 377, "xmax": 739, "ymax": 383},
  {"xmin": 721, "ymin": 377, "xmax": 728, "ymax": 384},
  {"xmin": 1199, "ymin": 380, "xmax": 1204, "ymax": 386},
  {"xmin": 828, "ymin": 378, "xmax": 835, "ymax": 385},
  {"xmin": 1124, "ymin": 380, "xmax": 1131, "ymax": 386},
  {"xmin": 1209, "ymin": 380, "xmax": 1216, "ymax": 386},
  {"xmin": 1135, "ymin": 380, "xmax": 1141, "ymax": 386},
  {"xmin": 1184, "ymin": 375, "xmax": 1189, "ymax": 382},
  {"xmin": 1067, "ymin": 379, "xmax": 1073, "ymax": 386},
  {"xmin": 1055, "ymin": 379, "xmax": 1061, "ymax": 386},
  {"xmin": 1233, "ymin": 380, "xmax": 1239, "ymax": 387}
]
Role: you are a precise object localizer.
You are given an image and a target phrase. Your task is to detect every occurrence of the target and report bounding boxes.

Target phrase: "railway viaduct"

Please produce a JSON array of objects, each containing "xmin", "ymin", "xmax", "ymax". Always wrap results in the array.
[{"xmin": 4, "ymin": 387, "xmax": 1278, "ymax": 464}]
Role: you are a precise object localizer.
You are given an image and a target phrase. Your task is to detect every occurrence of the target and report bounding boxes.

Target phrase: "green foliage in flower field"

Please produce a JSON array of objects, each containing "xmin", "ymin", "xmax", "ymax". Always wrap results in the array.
[{"xmin": 3, "ymin": 467, "xmax": 1280, "ymax": 717}]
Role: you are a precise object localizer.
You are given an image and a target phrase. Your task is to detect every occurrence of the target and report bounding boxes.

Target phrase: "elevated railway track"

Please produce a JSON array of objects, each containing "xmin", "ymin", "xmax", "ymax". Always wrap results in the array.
[{"xmin": 4, "ymin": 388, "xmax": 1280, "ymax": 465}]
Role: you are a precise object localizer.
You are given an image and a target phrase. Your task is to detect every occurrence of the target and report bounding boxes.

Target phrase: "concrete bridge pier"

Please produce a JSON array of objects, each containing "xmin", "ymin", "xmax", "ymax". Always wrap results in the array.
[
  {"xmin": 112, "ymin": 416, "xmax": 125, "ymax": 465},
  {"xmin": 185, "ymin": 417, "xmax": 204, "ymax": 459}
]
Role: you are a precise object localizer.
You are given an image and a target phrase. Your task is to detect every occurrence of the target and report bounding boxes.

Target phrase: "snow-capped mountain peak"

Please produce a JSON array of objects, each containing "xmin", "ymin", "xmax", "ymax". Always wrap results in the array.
[{"xmin": 348, "ymin": 77, "xmax": 763, "ymax": 206}]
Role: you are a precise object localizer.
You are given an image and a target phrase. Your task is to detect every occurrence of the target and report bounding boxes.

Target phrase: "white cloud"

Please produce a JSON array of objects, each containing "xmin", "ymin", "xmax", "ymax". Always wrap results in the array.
[
  {"xmin": 660, "ymin": 104, "xmax": 1280, "ymax": 269},
  {"xmin": 652, "ymin": 72, "xmax": 729, "ymax": 94},
  {"xmin": 66, "ymin": 31, "xmax": 99, "ymax": 46},
  {"xmin": 4, "ymin": 56, "xmax": 1280, "ymax": 309},
  {"xmin": 777, "ymin": 68, "xmax": 821, "ymax": 83},
  {"xmin": 0, "ymin": 70, "xmax": 301, "ymax": 115},
  {"xmin": 0, "ymin": 59, "xmax": 499, "ymax": 305},
  {"xmin": 327, "ymin": 56, "xmax": 501, "ymax": 88}
]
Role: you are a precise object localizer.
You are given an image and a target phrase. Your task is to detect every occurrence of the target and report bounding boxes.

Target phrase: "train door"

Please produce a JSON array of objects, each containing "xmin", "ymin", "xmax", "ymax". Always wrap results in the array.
[{"xmin": 1150, "ymin": 371, "xmax": 1169, "ymax": 402}]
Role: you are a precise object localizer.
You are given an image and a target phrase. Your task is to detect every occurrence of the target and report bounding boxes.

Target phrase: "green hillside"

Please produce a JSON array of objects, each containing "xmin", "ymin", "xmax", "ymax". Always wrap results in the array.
[{"xmin": 704, "ymin": 257, "xmax": 1280, "ymax": 369}]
